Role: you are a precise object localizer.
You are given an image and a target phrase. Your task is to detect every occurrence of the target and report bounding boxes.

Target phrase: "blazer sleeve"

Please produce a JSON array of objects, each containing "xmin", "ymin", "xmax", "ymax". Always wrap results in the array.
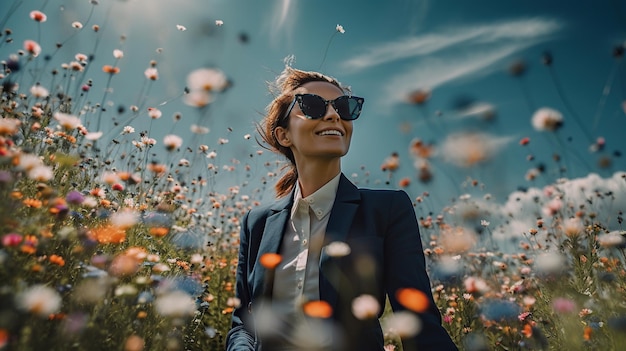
[
  {"xmin": 384, "ymin": 190, "xmax": 458, "ymax": 351},
  {"xmin": 225, "ymin": 211, "xmax": 256, "ymax": 351}
]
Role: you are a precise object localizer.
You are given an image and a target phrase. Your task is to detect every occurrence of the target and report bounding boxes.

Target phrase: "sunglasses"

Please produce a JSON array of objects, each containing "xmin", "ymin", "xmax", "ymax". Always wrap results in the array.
[{"xmin": 284, "ymin": 93, "xmax": 365, "ymax": 121}]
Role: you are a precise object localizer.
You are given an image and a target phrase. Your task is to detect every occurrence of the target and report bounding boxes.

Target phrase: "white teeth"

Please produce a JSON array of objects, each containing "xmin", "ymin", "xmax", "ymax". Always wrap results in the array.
[{"xmin": 318, "ymin": 130, "xmax": 342, "ymax": 136}]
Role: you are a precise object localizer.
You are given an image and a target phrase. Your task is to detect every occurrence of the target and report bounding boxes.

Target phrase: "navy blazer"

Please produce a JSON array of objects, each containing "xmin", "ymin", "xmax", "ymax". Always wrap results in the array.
[{"xmin": 226, "ymin": 174, "xmax": 457, "ymax": 351}]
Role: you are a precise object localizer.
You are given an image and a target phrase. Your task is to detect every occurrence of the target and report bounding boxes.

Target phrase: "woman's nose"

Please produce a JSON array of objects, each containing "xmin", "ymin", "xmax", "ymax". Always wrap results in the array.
[{"xmin": 323, "ymin": 103, "xmax": 340, "ymax": 121}]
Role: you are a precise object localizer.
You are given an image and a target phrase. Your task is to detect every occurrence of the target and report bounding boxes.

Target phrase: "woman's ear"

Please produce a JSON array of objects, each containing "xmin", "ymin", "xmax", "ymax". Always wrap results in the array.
[{"xmin": 274, "ymin": 127, "xmax": 292, "ymax": 147}]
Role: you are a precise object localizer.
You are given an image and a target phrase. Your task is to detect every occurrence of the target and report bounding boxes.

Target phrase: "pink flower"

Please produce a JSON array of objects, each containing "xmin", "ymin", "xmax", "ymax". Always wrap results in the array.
[
  {"xmin": 24, "ymin": 40, "xmax": 42, "ymax": 57},
  {"xmin": 29, "ymin": 10, "xmax": 47, "ymax": 22},
  {"xmin": 552, "ymin": 297, "xmax": 576, "ymax": 314},
  {"xmin": 2, "ymin": 233, "xmax": 23, "ymax": 247}
]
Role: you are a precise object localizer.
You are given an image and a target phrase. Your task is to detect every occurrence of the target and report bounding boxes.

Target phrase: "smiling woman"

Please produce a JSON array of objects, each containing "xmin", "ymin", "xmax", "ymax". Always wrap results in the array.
[{"xmin": 225, "ymin": 66, "xmax": 458, "ymax": 351}]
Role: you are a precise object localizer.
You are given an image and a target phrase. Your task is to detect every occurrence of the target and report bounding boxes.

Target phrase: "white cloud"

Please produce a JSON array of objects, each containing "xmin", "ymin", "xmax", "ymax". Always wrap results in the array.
[
  {"xmin": 341, "ymin": 17, "xmax": 562, "ymax": 73},
  {"xmin": 340, "ymin": 17, "xmax": 562, "ymax": 110}
]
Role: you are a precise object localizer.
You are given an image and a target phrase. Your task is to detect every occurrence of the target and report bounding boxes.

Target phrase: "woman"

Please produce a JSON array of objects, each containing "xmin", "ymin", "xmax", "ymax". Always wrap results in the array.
[{"xmin": 226, "ymin": 67, "xmax": 457, "ymax": 351}]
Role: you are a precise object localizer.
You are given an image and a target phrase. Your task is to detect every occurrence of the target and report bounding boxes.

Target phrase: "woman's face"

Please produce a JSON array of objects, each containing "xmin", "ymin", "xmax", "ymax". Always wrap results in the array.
[{"xmin": 275, "ymin": 81, "xmax": 354, "ymax": 165}]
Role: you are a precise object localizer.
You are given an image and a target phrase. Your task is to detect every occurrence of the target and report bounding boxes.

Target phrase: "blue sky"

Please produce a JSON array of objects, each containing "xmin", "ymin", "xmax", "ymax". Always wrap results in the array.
[{"xmin": 4, "ymin": 0, "xmax": 626, "ymax": 213}]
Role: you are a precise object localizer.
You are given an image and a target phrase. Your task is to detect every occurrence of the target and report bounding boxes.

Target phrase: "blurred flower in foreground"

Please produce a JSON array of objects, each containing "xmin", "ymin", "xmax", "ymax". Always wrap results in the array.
[
  {"xmin": 383, "ymin": 311, "xmax": 422, "ymax": 338},
  {"xmin": 259, "ymin": 253, "xmax": 282, "ymax": 269},
  {"xmin": 155, "ymin": 290, "xmax": 196, "ymax": 318},
  {"xmin": 532, "ymin": 107, "xmax": 563, "ymax": 132},
  {"xmin": 552, "ymin": 297, "xmax": 577, "ymax": 314},
  {"xmin": 439, "ymin": 226, "xmax": 477, "ymax": 253},
  {"xmin": 184, "ymin": 68, "xmax": 229, "ymax": 108},
  {"xmin": 303, "ymin": 300, "xmax": 333, "ymax": 318},
  {"xmin": 440, "ymin": 132, "xmax": 511, "ymax": 167},
  {"xmin": 396, "ymin": 288, "xmax": 429, "ymax": 313},
  {"xmin": 16, "ymin": 284, "xmax": 62, "ymax": 317},
  {"xmin": 533, "ymin": 252, "xmax": 567, "ymax": 277},
  {"xmin": 324, "ymin": 241, "xmax": 351, "ymax": 257},
  {"xmin": 124, "ymin": 334, "xmax": 145, "ymax": 351},
  {"xmin": 351, "ymin": 294, "xmax": 380, "ymax": 320},
  {"xmin": 597, "ymin": 231, "xmax": 626, "ymax": 248}
]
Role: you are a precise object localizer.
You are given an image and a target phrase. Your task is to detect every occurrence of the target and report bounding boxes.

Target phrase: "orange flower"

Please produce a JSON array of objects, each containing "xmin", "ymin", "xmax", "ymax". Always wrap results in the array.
[
  {"xmin": 398, "ymin": 177, "xmax": 411, "ymax": 188},
  {"xmin": 10, "ymin": 191, "xmax": 23, "ymax": 199},
  {"xmin": 102, "ymin": 65, "xmax": 120, "ymax": 74},
  {"xmin": 91, "ymin": 225, "xmax": 126, "ymax": 244},
  {"xmin": 0, "ymin": 328, "xmax": 8, "ymax": 348},
  {"xmin": 23, "ymin": 198, "xmax": 43, "ymax": 208},
  {"xmin": 49, "ymin": 254, "xmax": 65, "ymax": 266},
  {"xmin": 583, "ymin": 326, "xmax": 592, "ymax": 341},
  {"xmin": 522, "ymin": 323, "xmax": 533, "ymax": 338},
  {"xmin": 259, "ymin": 253, "xmax": 281, "ymax": 269},
  {"xmin": 396, "ymin": 287, "xmax": 429, "ymax": 313},
  {"xmin": 407, "ymin": 89, "xmax": 431, "ymax": 105},
  {"xmin": 303, "ymin": 300, "xmax": 333, "ymax": 318},
  {"xmin": 149, "ymin": 227, "xmax": 169, "ymax": 237}
]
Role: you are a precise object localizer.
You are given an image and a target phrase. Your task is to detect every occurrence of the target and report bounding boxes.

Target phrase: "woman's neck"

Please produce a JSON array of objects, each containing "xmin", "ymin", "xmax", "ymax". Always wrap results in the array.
[{"xmin": 295, "ymin": 160, "xmax": 341, "ymax": 198}]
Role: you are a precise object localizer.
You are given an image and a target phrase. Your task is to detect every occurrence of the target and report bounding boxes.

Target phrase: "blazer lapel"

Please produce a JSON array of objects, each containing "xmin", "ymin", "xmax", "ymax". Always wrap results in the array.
[
  {"xmin": 319, "ymin": 174, "xmax": 361, "ymax": 309},
  {"xmin": 251, "ymin": 195, "xmax": 292, "ymax": 299}
]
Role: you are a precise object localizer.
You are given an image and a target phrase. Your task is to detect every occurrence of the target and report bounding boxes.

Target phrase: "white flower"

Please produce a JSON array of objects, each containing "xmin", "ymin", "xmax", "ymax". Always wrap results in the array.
[
  {"xmin": 531, "ymin": 107, "xmax": 563, "ymax": 132},
  {"xmin": 27, "ymin": 165, "xmax": 54, "ymax": 181},
  {"xmin": 72, "ymin": 21, "xmax": 83, "ymax": 29},
  {"xmin": 336, "ymin": 24, "xmax": 345, "ymax": 34},
  {"xmin": 562, "ymin": 217, "xmax": 584, "ymax": 236},
  {"xmin": 215, "ymin": 20, "xmax": 224, "ymax": 26},
  {"xmin": 383, "ymin": 311, "xmax": 422, "ymax": 338},
  {"xmin": 144, "ymin": 67, "xmax": 158, "ymax": 80},
  {"xmin": 16, "ymin": 284, "xmax": 62, "ymax": 317},
  {"xmin": 163, "ymin": 134, "xmax": 183, "ymax": 151},
  {"xmin": 533, "ymin": 252, "xmax": 567, "ymax": 276},
  {"xmin": 113, "ymin": 49, "xmax": 124, "ymax": 59},
  {"xmin": 54, "ymin": 112, "xmax": 82, "ymax": 130},
  {"xmin": 155, "ymin": 291, "xmax": 196, "ymax": 317},
  {"xmin": 0, "ymin": 118, "xmax": 21, "ymax": 135},
  {"xmin": 184, "ymin": 91, "xmax": 214, "ymax": 108},
  {"xmin": 85, "ymin": 131, "xmax": 103, "ymax": 140},
  {"xmin": 325, "ymin": 241, "xmax": 351, "ymax": 257},
  {"xmin": 186, "ymin": 68, "xmax": 228, "ymax": 92},
  {"xmin": 351, "ymin": 294, "xmax": 380, "ymax": 320},
  {"xmin": 176, "ymin": 24, "xmax": 187, "ymax": 31},
  {"xmin": 82, "ymin": 196, "xmax": 98, "ymax": 208},
  {"xmin": 441, "ymin": 132, "xmax": 511, "ymax": 168},
  {"xmin": 147, "ymin": 108, "xmax": 162, "ymax": 119},
  {"xmin": 110, "ymin": 209, "xmax": 139, "ymax": 229},
  {"xmin": 481, "ymin": 220, "xmax": 490, "ymax": 227},
  {"xmin": 190, "ymin": 124, "xmax": 210, "ymax": 134},
  {"xmin": 598, "ymin": 231, "xmax": 626, "ymax": 248},
  {"xmin": 122, "ymin": 126, "xmax": 135, "ymax": 134},
  {"xmin": 30, "ymin": 85, "xmax": 49, "ymax": 98}
]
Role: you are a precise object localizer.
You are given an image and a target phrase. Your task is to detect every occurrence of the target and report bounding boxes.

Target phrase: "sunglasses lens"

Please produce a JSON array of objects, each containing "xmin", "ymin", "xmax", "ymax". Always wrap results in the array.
[
  {"xmin": 335, "ymin": 96, "xmax": 363, "ymax": 120},
  {"xmin": 299, "ymin": 95, "xmax": 327, "ymax": 119}
]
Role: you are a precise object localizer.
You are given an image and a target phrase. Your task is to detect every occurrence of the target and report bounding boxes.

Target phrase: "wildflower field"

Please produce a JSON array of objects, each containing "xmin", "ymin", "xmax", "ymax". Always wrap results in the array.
[{"xmin": 0, "ymin": 1, "xmax": 625, "ymax": 351}]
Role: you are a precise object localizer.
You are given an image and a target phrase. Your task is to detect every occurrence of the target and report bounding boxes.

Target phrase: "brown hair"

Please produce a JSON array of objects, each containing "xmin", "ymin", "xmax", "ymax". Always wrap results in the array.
[{"xmin": 258, "ymin": 66, "xmax": 347, "ymax": 198}]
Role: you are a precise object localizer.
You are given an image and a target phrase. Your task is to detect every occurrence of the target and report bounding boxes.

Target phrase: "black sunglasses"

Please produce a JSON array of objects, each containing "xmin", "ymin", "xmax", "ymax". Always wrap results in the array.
[{"xmin": 284, "ymin": 93, "xmax": 365, "ymax": 121}]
